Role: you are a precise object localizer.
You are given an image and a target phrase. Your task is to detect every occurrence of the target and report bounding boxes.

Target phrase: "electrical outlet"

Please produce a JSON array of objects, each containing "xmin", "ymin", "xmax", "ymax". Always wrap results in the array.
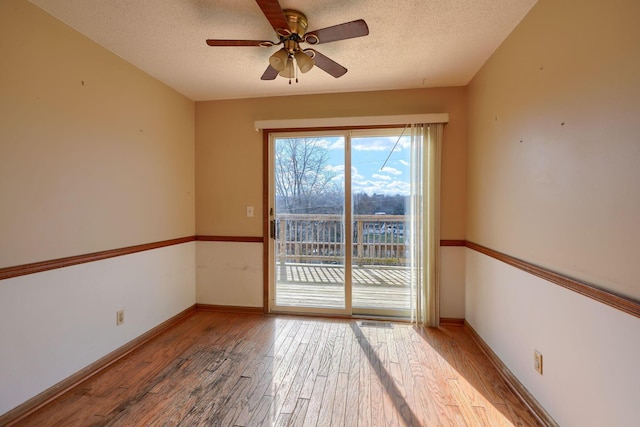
[
  {"xmin": 116, "ymin": 310, "xmax": 125, "ymax": 326},
  {"xmin": 534, "ymin": 350, "xmax": 543, "ymax": 375},
  {"xmin": 246, "ymin": 206, "xmax": 254, "ymax": 217}
]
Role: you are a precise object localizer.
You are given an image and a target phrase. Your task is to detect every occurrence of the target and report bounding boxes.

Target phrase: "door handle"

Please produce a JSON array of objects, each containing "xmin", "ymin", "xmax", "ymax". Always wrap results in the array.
[{"xmin": 270, "ymin": 219, "xmax": 276, "ymax": 239}]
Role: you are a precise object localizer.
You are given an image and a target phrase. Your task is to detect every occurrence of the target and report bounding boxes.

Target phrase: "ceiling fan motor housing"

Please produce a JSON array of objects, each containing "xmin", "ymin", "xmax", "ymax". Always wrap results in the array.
[{"xmin": 282, "ymin": 9, "xmax": 308, "ymax": 38}]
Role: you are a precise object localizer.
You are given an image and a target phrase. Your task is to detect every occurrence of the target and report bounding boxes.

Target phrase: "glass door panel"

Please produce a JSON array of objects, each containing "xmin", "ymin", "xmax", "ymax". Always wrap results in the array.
[
  {"xmin": 351, "ymin": 131, "xmax": 412, "ymax": 317},
  {"xmin": 272, "ymin": 135, "xmax": 347, "ymax": 311}
]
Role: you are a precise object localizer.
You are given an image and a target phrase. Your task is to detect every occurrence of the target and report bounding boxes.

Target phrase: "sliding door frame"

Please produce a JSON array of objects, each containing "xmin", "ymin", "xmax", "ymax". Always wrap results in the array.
[{"xmin": 262, "ymin": 124, "xmax": 411, "ymax": 316}]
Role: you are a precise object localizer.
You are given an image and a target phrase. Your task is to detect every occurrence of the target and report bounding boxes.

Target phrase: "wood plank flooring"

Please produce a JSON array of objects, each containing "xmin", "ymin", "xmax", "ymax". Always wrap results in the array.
[{"xmin": 13, "ymin": 312, "xmax": 542, "ymax": 426}]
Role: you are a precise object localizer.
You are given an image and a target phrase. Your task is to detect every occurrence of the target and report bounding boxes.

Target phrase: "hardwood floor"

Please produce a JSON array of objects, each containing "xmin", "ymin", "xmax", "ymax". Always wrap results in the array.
[{"xmin": 14, "ymin": 311, "xmax": 542, "ymax": 426}]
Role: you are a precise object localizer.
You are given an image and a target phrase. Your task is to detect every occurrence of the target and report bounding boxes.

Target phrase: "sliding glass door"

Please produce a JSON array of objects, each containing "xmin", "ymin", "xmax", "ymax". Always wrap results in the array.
[{"xmin": 269, "ymin": 129, "xmax": 413, "ymax": 317}]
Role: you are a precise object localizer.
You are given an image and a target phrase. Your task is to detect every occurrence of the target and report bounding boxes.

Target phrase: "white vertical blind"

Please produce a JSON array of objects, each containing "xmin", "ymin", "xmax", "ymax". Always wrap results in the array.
[{"xmin": 410, "ymin": 123, "xmax": 443, "ymax": 326}]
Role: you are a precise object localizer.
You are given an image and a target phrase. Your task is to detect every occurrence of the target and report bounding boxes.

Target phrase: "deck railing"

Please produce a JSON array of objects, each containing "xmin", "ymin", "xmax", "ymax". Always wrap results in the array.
[{"xmin": 276, "ymin": 214, "xmax": 407, "ymax": 266}]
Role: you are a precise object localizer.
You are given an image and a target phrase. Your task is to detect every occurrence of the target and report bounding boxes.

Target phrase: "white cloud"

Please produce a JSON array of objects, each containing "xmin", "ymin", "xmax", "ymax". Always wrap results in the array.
[
  {"xmin": 321, "ymin": 143, "xmax": 411, "ymax": 196},
  {"xmin": 352, "ymin": 141, "xmax": 389, "ymax": 151},
  {"xmin": 372, "ymin": 173, "xmax": 392, "ymax": 181},
  {"xmin": 352, "ymin": 136, "xmax": 411, "ymax": 152},
  {"xmin": 328, "ymin": 140, "xmax": 345, "ymax": 150},
  {"xmin": 398, "ymin": 139, "xmax": 411, "ymax": 150},
  {"xmin": 351, "ymin": 166, "xmax": 362, "ymax": 177},
  {"xmin": 352, "ymin": 176, "xmax": 410, "ymax": 196},
  {"xmin": 379, "ymin": 166, "xmax": 402, "ymax": 175},
  {"xmin": 325, "ymin": 164, "xmax": 344, "ymax": 173},
  {"xmin": 312, "ymin": 140, "xmax": 326, "ymax": 148}
]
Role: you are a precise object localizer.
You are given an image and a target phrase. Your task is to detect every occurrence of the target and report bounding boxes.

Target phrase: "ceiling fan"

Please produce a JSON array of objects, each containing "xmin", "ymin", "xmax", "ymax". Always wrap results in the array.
[{"xmin": 205, "ymin": 0, "xmax": 369, "ymax": 83}]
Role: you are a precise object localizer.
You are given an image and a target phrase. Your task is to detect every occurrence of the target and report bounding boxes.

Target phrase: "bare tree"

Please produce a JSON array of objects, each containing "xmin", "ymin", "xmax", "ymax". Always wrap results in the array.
[{"xmin": 275, "ymin": 138, "xmax": 337, "ymax": 213}]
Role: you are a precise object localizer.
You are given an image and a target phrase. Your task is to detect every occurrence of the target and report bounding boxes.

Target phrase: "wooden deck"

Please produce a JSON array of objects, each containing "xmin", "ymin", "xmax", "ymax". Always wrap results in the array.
[{"xmin": 275, "ymin": 263, "xmax": 412, "ymax": 311}]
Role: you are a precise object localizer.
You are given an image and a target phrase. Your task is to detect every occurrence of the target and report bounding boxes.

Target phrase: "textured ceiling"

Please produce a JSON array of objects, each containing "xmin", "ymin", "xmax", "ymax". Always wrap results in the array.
[{"xmin": 29, "ymin": 0, "xmax": 537, "ymax": 101}]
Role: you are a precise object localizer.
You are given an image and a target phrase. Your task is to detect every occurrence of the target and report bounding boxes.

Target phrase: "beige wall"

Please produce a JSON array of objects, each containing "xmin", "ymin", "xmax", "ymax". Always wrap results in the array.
[
  {"xmin": 195, "ymin": 88, "xmax": 467, "ymax": 314},
  {"xmin": 0, "ymin": 0, "xmax": 195, "ymax": 268},
  {"xmin": 466, "ymin": 0, "xmax": 640, "ymax": 425},
  {"xmin": 195, "ymin": 87, "xmax": 467, "ymax": 239},
  {"xmin": 0, "ymin": 1, "xmax": 196, "ymax": 415},
  {"xmin": 467, "ymin": 0, "xmax": 640, "ymax": 300}
]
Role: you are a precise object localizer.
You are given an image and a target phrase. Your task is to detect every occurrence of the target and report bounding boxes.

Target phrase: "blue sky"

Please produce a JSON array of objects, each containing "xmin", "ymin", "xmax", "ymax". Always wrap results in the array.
[{"xmin": 319, "ymin": 135, "xmax": 411, "ymax": 196}]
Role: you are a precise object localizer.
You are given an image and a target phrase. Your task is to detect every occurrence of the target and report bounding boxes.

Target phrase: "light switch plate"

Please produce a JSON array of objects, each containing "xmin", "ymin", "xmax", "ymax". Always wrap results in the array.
[{"xmin": 534, "ymin": 350, "xmax": 543, "ymax": 375}]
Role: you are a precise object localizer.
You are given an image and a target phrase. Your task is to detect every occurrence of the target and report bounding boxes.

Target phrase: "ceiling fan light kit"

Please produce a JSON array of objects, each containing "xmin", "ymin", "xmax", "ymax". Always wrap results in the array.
[
  {"xmin": 294, "ymin": 50, "xmax": 313, "ymax": 73},
  {"xmin": 279, "ymin": 58, "xmax": 296, "ymax": 79},
  {"xmin": 205, "ymin": 0, "xmax": 369, "ymax": 84},
  {"xmin": 268, "ymin": 48, "xmax": 289, "ymax": 70}
]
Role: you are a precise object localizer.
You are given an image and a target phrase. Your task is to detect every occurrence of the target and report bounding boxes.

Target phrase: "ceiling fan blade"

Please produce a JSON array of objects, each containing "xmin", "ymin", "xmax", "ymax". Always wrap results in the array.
[
  {"xmin": 255, "ymin": 0, "xmax": 289, "ymax": 35},
  {"xmin": 306, "ymin": 19, "xmax": 369, "ymax": 44},
  {"xmin": 206, "ymin": 39, "xmax": 274, "ymax": 47},
  {"xmin": 261, "ymin": 65, "xmax": 279, "ymax": 80},
  {"xmin": 307, "ymin": 50, "xmax": 347, "ymax": 78}
]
